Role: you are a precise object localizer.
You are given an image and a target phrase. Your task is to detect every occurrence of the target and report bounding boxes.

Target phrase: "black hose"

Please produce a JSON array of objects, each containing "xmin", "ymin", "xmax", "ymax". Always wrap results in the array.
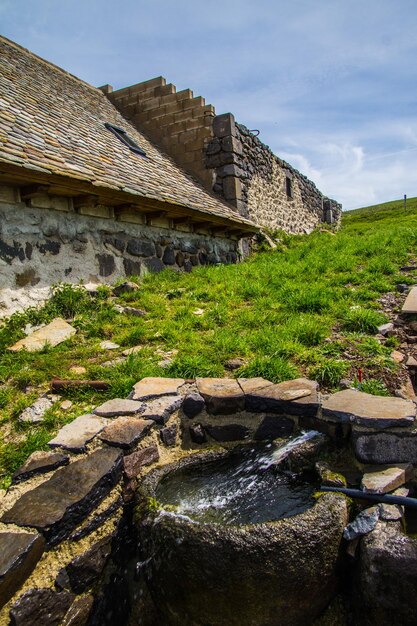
[{"xmin": 320, "ymin": 485, "xmax": 417, "ymax": 509}]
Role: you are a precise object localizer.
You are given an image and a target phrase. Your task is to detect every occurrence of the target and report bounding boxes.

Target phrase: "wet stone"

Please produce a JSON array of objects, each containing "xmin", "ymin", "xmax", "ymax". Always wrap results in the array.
[
  {"xmin": 1, "ymin": 447, "xmax": 122, "ymax": 545},
  {"xmin": 160, "ymin": 424, "xmax": 177, "ymax": 447},
  {"xmin": 12, "ymin": 450, "xmax": 69, "ymax": 483},
  {"xmin": 123, "ymin": 444, "xmax": 160, "ymax": 480},
  {"xmin": 361, "ymin": 463, "xmax": 413, "ymax": 494},
  {"xmin": 56, "ymin": 536, "xmax": 112, "ymax": 594},
  {"xmin": 8, "ymin": 318, "xmax": 76, "ymax": 352},
  {"xmin": 99, "ymin": 416, "xmax": 152, "ymax": 449},
  {"xmin": 131, "ymin": 377, "xmax": 185, "ymax": 401},
  {"xmin": 0, "ymin": 531, "xmax": 45, "ymax": 609},
  {"xmin": 48, "ymin": 414, "xmax": 109, "ymax": 452},
  {"xmin": 343, "ymin": 506, "xmax": 380, "ymax": 541},
  {"xmin": 245, "ymin": 378, "xmax": 319, "ymax": 416},
  {"xmin": 322, "ymin": 389, "xmax": 416, "ymax": 429},
  {"xmin": 189, "ymin": 423, "xmax": 207, "ymax": 444},
  {"xmin": 61, "ymin": 593, "xmax": 94, "ymax": 626},
  {"xmin": 182, "ymin": 392, "xmax": 205, "ymax": 418},
  {"xmin": 141, "ymin": 395, "xmax": 183, "ymax": 424},
  {"xmin": 254, "ymin": 415, "xmax": 295, "ymax": 440},
  {"xmin": 196, "ymin": 378, "xmax": 245, "ymax": 415},
  {"xmin": 9, "ymin": 588, "xmax": 75, "ymax": 626},
  {"xmin": 353, "ymin": 430, "xmax": 417, "ymax": 464},
  {"xmin": 204, "ymin": 423, "xmax": 250, "ymax": 442},
  {"xmin": 94, "ymin": 398, "xmax": 143, "ymax": 417}
]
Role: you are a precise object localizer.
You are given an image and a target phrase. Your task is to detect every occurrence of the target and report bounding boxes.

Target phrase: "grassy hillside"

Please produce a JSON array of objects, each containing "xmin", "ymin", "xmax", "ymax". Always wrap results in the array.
[{"xmin": 1, "ymin": 198, "xmax": 417, "ymax": 486}]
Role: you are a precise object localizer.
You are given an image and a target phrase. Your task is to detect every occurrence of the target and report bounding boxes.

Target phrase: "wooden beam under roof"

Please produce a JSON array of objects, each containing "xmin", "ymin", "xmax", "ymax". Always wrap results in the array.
[{"xmin": 20, "ymin": 184, "xmax": 49, "ymax": 199}]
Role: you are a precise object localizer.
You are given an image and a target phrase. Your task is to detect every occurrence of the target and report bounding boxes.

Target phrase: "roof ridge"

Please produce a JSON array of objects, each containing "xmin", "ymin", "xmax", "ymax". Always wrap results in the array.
[{"xmin": 0, "ymin": 35, "xmax": 101, "ymax": 94}]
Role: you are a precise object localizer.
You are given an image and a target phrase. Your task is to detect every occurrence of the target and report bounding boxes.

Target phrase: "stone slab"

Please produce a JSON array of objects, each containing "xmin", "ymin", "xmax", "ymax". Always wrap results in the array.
[
  {"xmin": 237, "ymin": 377, "xmax": 274, "ymax": 395},
  {"xmin": 9, "ymin": 588, "xmax": 75, "ymax": 626},
  {"xmin": 93, "ymin": 398, "xmax": 144, "ymax": 417},
  {"xmin": 8, "ymin": 318, "xmax": 76, "ymax": 352},
  {"xmin": 402, "ymin": 286, "xmax": 417, "ymax": 313},
  {"xmin": 322, "ymin": 389, "xmax": 416, "ymax": 429},
  {"xmin": 99, "ymin": 416, "xmax": 152, "ymax": 449},
  {"xmin": 141, "ymin": 395, "xmax": 183, "ymax": 424},
  {"xmin": 49, "ymin": 414, "xmax": 109, "ymax": 452},
  {"xmin": 245, "ymin": 378, "xmax": 319, "ymax": 416},
  {"xmin": 12, "ymin": 450, "xmax": 69, "ymax": 483},
  {"xmin": 353, "ymin": 430, "xmax": 417, "ymax": 464},
  {"xmin": 196, "ymin": 378, "xmax": 245, "ymax": 415},
  {"xmin": 18, "ymin": 396, "xmax": 56, "ymax": 423},
  {"xmin": 361, "ymin": 464, "xmax": 413, "ymax": 493},
  {"xmin": 131, "ymin": 377, "xmax": 185, "ymax": 400},
  {"xmin": 0, "ymin": 531, "xmax": 45, "ymax": 609},
  {"xmin": 123, "ymin": 444, "xmax": 160, "ymax": 480},
  {"xmin": 61, "ymin": 594, "xmax": 94, "ymax": 626},
  {"xmin": 99, "ymin": 340, "xmax": 120, "ymax": 350},
  {"xmin": 1, "ymin": 447, "xmax": 123, "ymax": 545}
]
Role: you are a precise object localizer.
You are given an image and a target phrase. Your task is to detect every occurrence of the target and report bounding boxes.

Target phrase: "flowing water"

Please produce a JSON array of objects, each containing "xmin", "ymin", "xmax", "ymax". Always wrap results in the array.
[{"xmin": 156, "ymin": 433, "xmax": 319, "ymax": 525}]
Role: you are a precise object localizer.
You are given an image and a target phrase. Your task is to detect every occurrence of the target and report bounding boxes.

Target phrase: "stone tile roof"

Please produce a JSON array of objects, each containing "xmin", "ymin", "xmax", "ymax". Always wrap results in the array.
[{"xmin": 0, "ymin": 37, "xmax": 255, "ymax": 229}]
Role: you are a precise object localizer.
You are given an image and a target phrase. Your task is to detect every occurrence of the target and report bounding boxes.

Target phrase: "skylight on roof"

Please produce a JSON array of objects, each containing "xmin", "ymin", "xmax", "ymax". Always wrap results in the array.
[{"xmin": 105, "ymin": 123, "xmax": 146, "ymax": 157}]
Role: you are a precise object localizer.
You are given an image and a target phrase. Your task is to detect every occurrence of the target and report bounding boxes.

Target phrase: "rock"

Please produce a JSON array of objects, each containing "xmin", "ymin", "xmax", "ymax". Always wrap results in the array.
[
  {"xmin": 245, "ymin": 378, "xmax": 319, "ymax": 416},
  {"xmin": 123, "ymin": 444, "xmax": 160, "ymax": 479},
  {"xmin": 122, "ymin": 345, "xmax": 143, "ymax": 356},
  {"xmin": 61, "ymin": 400, "xmax": 73, "ymax": 411},
  {"xmin": 189, "ymin": 423, "xmax": 206, "ymax": 444},
  {"xmin": 391, "ymin": 350, "xmax": 405, "ymax": 363},
  {"xmin": 101, "ymin": 357, "xmax": 126, "ymax": 368},
  {"xmin": 1, "ymin": 447, "xmax": 122, "ymax": 546},
  {"xmin": 131, "ymin": 377, "xmax": 185, "ymax": 401},
  {"xmin": 99, "ymin": 340, "xmax": 120, "ymax": 350},
  {"xmin": 237, "ymin": 377, "xmax": 274, "ymax": 394},
  {"xmin": 93, "ymin": 398, "xmax": 143, "ymax": 417},
  {"xmin": 224, "ymin": 358, "xmax": 246, "ymax": 371},
  {"xmin": 160, "ymin": 424, "xmax": 177, "ymax": 447},
  {"xmin": 322, "ymin": 389, "xmax": 415, "ymax": 428},
  {"xmin": 193, "ymin": 308, "xmax": 204, "ymax": 315},
  {"xmin": 182, "ymin": 392, "xmax": 205, "ymax": 418},
  {"xmin": 254, "ymin": 415, "xmax": 295, "ymax": 440},
  {"xmin": 18, "ymin": 396, "xmax": 56, "ymax": 423},
  {"xmin": 402, "ymin": 286, "xmax": 417, "ymax": 313},
  {"xmin": 355, "ymin": 521, "xmax": 417, "ymax": 625},
  {"xmin": 339, "ymin": 378, "xmax": 354, "ymax": 390},
  {"xmin": 361, "ymin": 463, "xmax": 413, "ymax": 493},
  {"xmin": 353, "ymin": 429, "xmax": 417, "ymax": 464},
  {"xmin": 343, "ymin": 506, "xmax": 380, "ymax": 541},
  {"xmin": 8, "ymin": 318, "xmax": 77, "ymax": 352},
  {"xmin": 9, "ymin": 588, "xmax": 75, "ymax": 626},
  {"xmin": 56, "ymin": 536, "xmax": 112, "ymax": 594},
  {"xmin": 280, "ymin": 433, "xmax": 329, "ymax": 472},
  {"xmin": 406, "ymin": 356, "xmax": 417, "ymax": 368},
  {"xmin": 122, "ymin": 306, "xmax": 147, "ymax": 317},
  {"xmin": 48, "ymin": 414, "xmax": 109, "ymax": 452},
  {"xmin": 396, "ymin": 283, "xmax": 409, "ymax": 293},
  {"xmin": 316, "ymin": 463, "xmax": 347, "ymax": 488},
  {"xmin": 0, "ymin": 531, "xmax": 45, "ymax": 609},
  {"xmin": 61, "ymin": 594, "xmax": 94, "ymax": 626},
  {"xmin": 196, "ymin": 378, "xmax": 245, "ymax": 415},
  {"xmin": 378, "ymin": 322, "xmax": 394, "ymax": 336},
  {"xmin": 12, "ymin": 450, "xmax": 69, "ymax": 483},
  {"xmin": 83, "ymin": 283, "xmax": 100, "ymax": 295},
  {"xmin": 69, "ymin": 366, "xmax": 87, "ymax": 375},
  {"xmin": 141, "ymin": 396, "xmax": 183, "ymax": 424},
  {"xmin": 99, "ymin": 416, "xmax": 152, "ymax": 449},
  {"xmin": 204, "ymin": 423, "xmax": 250, "ymax": 442},
  {"xmin": 112, "ymin": 281, "xmax": 139, "ymax": 296},
  {"xmin": 378, "ymin": 503, "xmax": 403, "ymax": 521},
  {"xmin": 395, "ymin": 375, "xmax": 416, "ymax": 400}
]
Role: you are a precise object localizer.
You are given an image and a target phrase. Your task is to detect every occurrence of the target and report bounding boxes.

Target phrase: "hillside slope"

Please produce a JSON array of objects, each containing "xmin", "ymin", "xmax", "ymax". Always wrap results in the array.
[{"xmin": 1, "ymin": 198, "xmax": 417, "ymax": 485}]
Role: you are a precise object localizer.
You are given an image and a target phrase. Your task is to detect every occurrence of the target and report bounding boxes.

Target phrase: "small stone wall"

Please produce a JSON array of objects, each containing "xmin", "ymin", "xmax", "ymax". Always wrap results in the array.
[
  {"xmin": 0, "ymin": 186, "xmax": 239, "ymax": 317},
  {"xmin": 205, "ymin": 113, "xmax": 342, "ymax": 233}
]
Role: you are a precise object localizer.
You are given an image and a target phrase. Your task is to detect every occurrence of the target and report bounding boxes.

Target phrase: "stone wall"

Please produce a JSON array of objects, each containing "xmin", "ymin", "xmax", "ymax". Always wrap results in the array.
[
  {"xmin": 0, "ymin": 185, "xmax": 239, "ymax": 317},
  {"xmin": 205, "ymin": 113, "xmax": 342, "ymax": 233}
]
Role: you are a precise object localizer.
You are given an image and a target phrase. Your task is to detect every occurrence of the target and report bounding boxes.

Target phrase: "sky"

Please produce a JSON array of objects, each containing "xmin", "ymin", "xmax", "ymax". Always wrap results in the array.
[{"xmin": 1, "ymin": 0, "xmax": 417, "ymax": 210}]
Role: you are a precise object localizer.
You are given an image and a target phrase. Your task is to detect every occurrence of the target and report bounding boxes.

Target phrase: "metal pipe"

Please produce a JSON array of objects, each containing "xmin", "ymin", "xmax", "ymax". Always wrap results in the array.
[{"xmin": 320, "ymin": 485, "xmax": 417, "ymax": 509}]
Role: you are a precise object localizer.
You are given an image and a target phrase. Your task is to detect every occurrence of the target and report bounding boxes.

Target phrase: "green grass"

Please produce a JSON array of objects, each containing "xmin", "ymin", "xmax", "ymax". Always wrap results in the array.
[{"xmin": 0, "ymin": 196, "xmax": 416, "ymax": 485}]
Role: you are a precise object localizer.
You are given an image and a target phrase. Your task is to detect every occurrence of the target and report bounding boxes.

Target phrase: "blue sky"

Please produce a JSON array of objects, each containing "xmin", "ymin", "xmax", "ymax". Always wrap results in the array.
[{"xmin": 1, "ymin": 0, "xmax": 416, "ymax": 209}]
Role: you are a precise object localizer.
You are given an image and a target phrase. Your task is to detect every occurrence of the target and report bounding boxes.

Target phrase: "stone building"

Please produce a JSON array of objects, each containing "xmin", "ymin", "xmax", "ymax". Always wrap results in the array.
[{"xmin": 0, "ymin": 36, "xmax": 340, "ymax": 316}]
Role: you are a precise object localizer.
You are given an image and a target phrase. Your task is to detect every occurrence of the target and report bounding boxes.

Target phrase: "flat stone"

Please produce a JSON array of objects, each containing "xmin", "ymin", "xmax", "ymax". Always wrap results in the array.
[
  {"xmin": 8, "ymin": 318, "xmax": 76, "ymax": 352},
  {"xmin": 112, "ymin": 281, "xmax": 139, "ymax": 296},
  {"xmin": 1, "ymin": 447, "xmax": 122, "ymax": 545},
  {"xmin": 343, "ymin": 506, "xmax": 380, "ymax": 541},
  {"xmin": 101, "ymin": 357, "xmax": 126, "ymax": 368},
  {"xmin": 254, "ymin": 415, "xmax": 295, "ymax": 440},
  {"xmin": 160, "ymin": 424, "xmax": 177, "ymax": 447},
  {"xmin": 361, "ymin": 463, "xmax": 413, "ymax": 494},
  {"xmin": 378, "ymin": 322, "xmax": 394, "ymax": 336},
  {"xmin": 406, "ymin": 356, "xmax": 417, "ymax": 368},
  {"xmin": 56, "ymin": 536, "xmax": 112, "ymax": 594},
  {"xmin": 69, "ymin": 366, "xmax": 87, "ymax": 375},
  {"xmin": 131, "ymin": 377, "xmax": 185, "ymax": 401},
  {"xmin": 99, "ymin": 340, "xmax": 120, "ymax": 350},
  {"xmin": 182, "ymin": 392, "xmax": 205, "ymax": 418},
  {"xmin": 204, "ymin": 423, "xmax": 250, "ymax": 442},
  {"xmin": 18, "ymin": 396, "xmax": 56, "ymax": 423},
  {"xmin": 99, "ymin": 416, "xmax": 152, "ymax": 449},
  {"xmin": 245, "ymin": 378, "xmax": 319, "ymax": 416},
  {"xmin": 93, "ymin": 398, "xmax": 143, "ymax": 417},
  {"xmin": 237, "ymin": 377, "xmax": 274, "ymax": 395},
  {"xmin": 196, "ymin": 378, "xmax": 245, "ymax": 415},
  {"xmin": 122, "ymin": 306, "xmax": 147, "ymax": 317},
  {"xmin": 391, "ymin": 350, "xmax": 405, "ymax": 363},
  {"xmin": 322, "ymin": 389, "xmax": 416, "ymax": 428},
  {"xmin": 12, "ymin": 450, "xmax": 69, "ymax": 483},
  {"xmin": 224, "ymin": 358, "xmax": 246, "ymax": 371},
  {"xmin": 9, "ymin": 588, "xmax": 75, "ymax": 626},
  {"xmin": 379, "ymin": 503, "xmax": 404, "ymax": 521},
  {"xmin": 141, "ymin": 395, "xmax": 183, "ymax": 424},
  {"xmin": 122, "ymin": 345, "xmax": 144, "ymax": 356},
  {"xmin": 402, "ymin": 286, "xmax": 417, "ymax": 313},
  {"xmin": 48, "ymin": 414, "xmax": 109, "ymax": 452},
  {"xmin": 0, "ymin": 531, "xmax": 45, "ymax": 609},
  {"xmin": 61, "ymin": 400, "xmax": 73, "ymax": 410},
  {"xmin": 61, "ymin": 594, "xmax": 94, "ymax": 626},
  {"xmin": 123, "ymin": 444, "xmax": 160, "ymax": 479}
]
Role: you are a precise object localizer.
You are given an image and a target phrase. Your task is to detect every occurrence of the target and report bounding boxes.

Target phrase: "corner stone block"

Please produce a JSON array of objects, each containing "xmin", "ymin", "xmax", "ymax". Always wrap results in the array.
[
  {"xmin": 212, "ymin": 113, "xmax": 236, "ymax": 138},
  {"xmin": 223, "ymin": 176, "xmax": 243, "ymax": 202},
  {"xmin": 0, "ymin": 531, "xmax": 45, "ymax": 610}
]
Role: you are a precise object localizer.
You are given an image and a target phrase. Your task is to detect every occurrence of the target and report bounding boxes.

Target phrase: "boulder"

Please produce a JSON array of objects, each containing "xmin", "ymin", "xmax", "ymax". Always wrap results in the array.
[
  {"xmin": 61, "ymin": 594, "xmax": 94, "ymax": 626},
  {"xmin": 160, "ymin": 424, "xmax": 177, "ymax": 447},
  {"xmin": 254, "ymin": 415, "xmax": 295, "ymax": 440},
  {"xmin": 204, "ymin": 423, "xmax": 250, "ymax": 442},
  {"xmin": 343, "ymin": 506, "xmax": 380, "ymax": 541}
]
